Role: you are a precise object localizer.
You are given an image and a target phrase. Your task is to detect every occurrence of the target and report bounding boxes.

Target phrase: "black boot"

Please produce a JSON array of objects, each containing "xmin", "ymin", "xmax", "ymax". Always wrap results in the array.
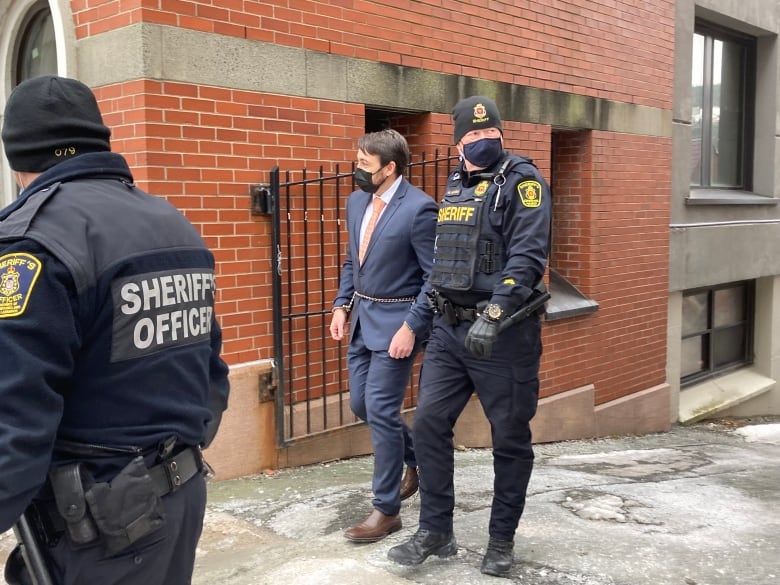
[
  {"xmin": 480, "ymin": 537, "xmax": 514, "ymax": 578},
  {"xmin": 387, "ymin": 529, "xmax": 457, "ymax": 565}
]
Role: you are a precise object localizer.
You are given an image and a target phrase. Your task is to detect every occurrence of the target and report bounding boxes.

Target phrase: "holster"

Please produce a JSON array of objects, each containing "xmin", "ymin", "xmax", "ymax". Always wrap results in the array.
[
  {"xmin": 45, "ymin": 442, "xmax": 200, "ymax": 557},
  {"xmin": 430, "ymin": 291, "xmax": 457, "ymax": 324},
  {"xmin": 49, "ymin": 457, "xmax": 166, "ymax": 557},
  {"xmin": 84, "ymin": 456, "xmax": 165, "ymax": 556},
  {"xmin": 49, "ymin": 464, "xmax": 99, "ymax": 548},
  {"xmin": 426, "ymin": 291, "xmax": 439, "ymax": 315}
]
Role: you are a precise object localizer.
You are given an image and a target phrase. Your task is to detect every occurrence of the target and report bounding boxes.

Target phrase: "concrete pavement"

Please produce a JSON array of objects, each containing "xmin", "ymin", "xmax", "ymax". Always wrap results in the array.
[
  {"xmin": 191, "ymin": 419, "xmax": 780, "ymax": 585},
  {"xmin": 2, "ymin": 419, "xmax": 778, "ymax": 584}
]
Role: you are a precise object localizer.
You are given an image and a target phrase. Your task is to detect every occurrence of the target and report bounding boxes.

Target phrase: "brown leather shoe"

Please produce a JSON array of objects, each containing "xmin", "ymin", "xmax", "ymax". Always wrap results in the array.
[
  {"xmin": 344, "ymin": 509, "xmax": 402, "ymax": 543},
  {"xmin": 400, "ymin": 465, "xmax": 419, "ymax": 501}
]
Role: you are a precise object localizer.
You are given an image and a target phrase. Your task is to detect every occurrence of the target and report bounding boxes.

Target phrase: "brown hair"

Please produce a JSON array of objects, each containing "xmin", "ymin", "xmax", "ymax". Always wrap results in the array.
[{"xmin": 357, "ymin": 129, "xmax": 410, "ymax": 176}]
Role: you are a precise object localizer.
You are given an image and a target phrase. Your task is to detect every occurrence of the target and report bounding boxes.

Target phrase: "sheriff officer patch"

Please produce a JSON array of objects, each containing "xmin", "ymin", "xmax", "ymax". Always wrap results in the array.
[
  {"xmin": 0, "ymin": 253, "xmax": 43, "ymax": 318},
  {"xmin": 518, "ymin": 180, "xmax": 542, "ymax": 208}
]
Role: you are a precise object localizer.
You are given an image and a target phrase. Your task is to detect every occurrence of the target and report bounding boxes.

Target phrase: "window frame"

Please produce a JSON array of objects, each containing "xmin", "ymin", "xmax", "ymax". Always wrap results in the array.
[
  {"xmin": 681, "ymin": 280, "xmax": 755, "ymax": 387},
  {"xmin": 12, "ymin": 2, "xmax": 57, "ymax": 84},
  {"xmin": 691, "ymin": 20, "xmax": 756, "ymax": 192},
  {"xmin": 1, "ymin": 0, "xmax": 58, "ymax": 205}
]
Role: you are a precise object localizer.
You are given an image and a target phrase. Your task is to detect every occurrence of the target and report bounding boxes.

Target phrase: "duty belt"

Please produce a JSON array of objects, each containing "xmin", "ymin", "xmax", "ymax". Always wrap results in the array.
[
  {"xmin": 449, "ymin": 305, "xmax": 479, "ymax": 322},
  {"xmin": 52, "ymin": 442, "xmax": 203, "ymax": 496},
  {"xmin": 148, "ymin": 446, "xmax": 203, "ymax": 496},
  {"xmin": 31, "ymin": 446, "xmax": 203, "ymax": 546},
  {"xmin": 429, "ymin": 291, "xmax": 484, "ymax": 324}
]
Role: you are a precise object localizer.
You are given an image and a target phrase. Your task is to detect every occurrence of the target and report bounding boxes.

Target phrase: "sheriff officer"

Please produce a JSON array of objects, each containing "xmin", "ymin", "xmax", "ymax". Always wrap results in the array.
[
  {"xmin": 388, "ymin": 95, "xmax": 551, "ymax": 579},
  {"xmin": 0, "ymin": 75, "xmax": 230, "ymax": 585}
]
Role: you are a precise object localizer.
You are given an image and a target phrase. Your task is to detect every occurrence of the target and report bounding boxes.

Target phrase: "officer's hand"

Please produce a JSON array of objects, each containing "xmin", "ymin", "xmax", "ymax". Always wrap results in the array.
[{"xmin": 464, "ymin": 314, "xmax": 500, "ymax": 359}]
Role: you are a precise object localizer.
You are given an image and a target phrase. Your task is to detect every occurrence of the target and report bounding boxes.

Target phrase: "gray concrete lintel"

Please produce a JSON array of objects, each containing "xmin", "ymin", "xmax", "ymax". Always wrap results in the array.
[{"xmin": 77, "ymin": 23, "xmax": 670, "ymax": 137}]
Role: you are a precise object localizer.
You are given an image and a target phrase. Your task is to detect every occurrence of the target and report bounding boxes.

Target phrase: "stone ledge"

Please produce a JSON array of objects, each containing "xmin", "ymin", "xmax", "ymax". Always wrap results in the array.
[
  {"xmin": 205, "ymin": 360, "xmax": 276, "ymax": 480},
  {"xmin": 454, "ymin": 382, "xmax": 671, "ymax": 448},
  {"xmin": 679, "ymin": 368, "xmax": 776, "ymax": 424}
]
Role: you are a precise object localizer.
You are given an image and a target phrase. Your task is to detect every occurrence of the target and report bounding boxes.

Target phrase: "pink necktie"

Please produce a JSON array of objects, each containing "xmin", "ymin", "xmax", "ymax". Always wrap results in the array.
[{"xmin": 358, "ymin": 197, "xmax": 386, "ymax": 264}]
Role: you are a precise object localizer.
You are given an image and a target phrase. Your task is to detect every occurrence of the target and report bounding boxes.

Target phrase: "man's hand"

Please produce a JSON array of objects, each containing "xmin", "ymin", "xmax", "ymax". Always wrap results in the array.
[
  {"xmin": 464, "ymin": 314, "xmax": 500, "ymax": 358},
  {"xmin": 329, "ymin": 308, "xmax": 349, "ymax": 341},
  {"xmin": 388, "ymin": 322, "xmax": 415, "ymax": 359}
]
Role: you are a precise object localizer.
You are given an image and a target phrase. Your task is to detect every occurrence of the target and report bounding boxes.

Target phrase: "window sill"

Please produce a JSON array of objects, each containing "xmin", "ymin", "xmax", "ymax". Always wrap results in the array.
[
  {"xmin": 686, "ymin": 189, "xmax": 779, "ymax": 206},
  {"xmin": 679, "ymin": 368, "xmax": 776, "ymax": 424},
  {"xmin": 545, "ymin": 269, "xmax": 599, "ymax": 321}
]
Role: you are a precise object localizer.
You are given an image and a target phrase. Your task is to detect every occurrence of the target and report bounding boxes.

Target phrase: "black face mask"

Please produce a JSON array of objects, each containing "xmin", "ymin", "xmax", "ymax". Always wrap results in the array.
[
  {"xmin": 354, "ymin": 167, "xmax": 382, "ymax": 193},
  {"xmin": 462, "ymin": 137, "xmax": 503, "ymax": 169}
]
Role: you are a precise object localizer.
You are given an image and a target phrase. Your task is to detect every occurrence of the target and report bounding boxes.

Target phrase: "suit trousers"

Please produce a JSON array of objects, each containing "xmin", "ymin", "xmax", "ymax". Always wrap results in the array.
[
  {"xmin": 347, "ymin": 323, "xmax": 420, "ymax": 516},
  {"xmin": 414, "ymin": 314, "xmax": 542, "ymax": 540}
]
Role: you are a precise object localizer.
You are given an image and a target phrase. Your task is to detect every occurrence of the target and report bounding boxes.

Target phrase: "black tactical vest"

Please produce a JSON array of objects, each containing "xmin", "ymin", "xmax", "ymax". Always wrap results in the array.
[{"xmin": 430, "ymin": 160, "xmax": 511, "ymax": 298}]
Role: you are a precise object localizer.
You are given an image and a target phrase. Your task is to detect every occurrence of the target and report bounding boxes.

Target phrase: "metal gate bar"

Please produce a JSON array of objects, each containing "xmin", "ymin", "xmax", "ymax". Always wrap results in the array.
[{"xmin": 269, "ymin": 150, "xmax": 457, "ymax": 446}]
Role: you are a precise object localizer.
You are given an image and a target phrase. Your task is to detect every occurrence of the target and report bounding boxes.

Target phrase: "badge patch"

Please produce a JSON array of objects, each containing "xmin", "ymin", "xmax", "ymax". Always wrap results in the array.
[
  {"xmin": 518, "ymin": 181, "xmax": 542, "ymax": 208},
  {"xmin": 0, "ymin": 253, "xmax": 43, "ymax": 318},
  {"xmin": 474, "ymin": 181, "xmax": 490, "ymax": 197},
  {"xmin": 474, "ymin": 103, "xmax": 490, "ymax": 122}
]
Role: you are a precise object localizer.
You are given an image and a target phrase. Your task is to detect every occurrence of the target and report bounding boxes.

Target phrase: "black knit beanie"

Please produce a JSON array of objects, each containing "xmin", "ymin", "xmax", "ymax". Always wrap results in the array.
[
  {"xmin": 452, "ymin": 95, "xmax": 503, "ymax": 144},
  {"xmin": 2, "ymin": 75, "xmax": 111, "ymax": 172}
]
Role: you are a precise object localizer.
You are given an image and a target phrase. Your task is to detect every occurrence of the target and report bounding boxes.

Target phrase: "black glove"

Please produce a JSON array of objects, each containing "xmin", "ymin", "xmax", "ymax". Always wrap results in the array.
[{"xmin": 464, "ymin": 314, "xmax": 500, "ymax": 359}]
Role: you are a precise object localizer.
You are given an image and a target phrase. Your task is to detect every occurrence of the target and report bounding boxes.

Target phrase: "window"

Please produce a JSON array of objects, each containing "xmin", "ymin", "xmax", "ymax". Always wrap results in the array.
[
  {"xmin": 690, "ymin": 23, "xmax": 755, "ymax": 190},
  {"xmin": 681, "ymin": 281, "xmax": 754, "ymax": 386},
  {"xmin": 14, "ymin": 5, "xmax": 57, "ymax": 83},
  {"xmin": 1, "ymin": 2, "xmax": 57, "ymax": 205}
]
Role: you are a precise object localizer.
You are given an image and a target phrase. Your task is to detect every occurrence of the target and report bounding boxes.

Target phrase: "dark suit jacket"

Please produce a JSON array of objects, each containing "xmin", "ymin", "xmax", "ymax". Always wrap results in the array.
[{"xmin": 334, "ymin": 177, "xmax": 438, "ymax": 351}]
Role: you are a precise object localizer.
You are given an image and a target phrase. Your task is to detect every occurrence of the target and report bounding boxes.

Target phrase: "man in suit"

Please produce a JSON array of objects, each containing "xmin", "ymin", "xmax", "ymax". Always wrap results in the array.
[{"xmin": 330, "ymin": 129, "xmax": 437, "ymax": 543}]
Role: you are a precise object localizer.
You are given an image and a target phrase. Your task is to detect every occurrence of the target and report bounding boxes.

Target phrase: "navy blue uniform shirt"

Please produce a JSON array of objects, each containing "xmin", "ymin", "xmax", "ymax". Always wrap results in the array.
[{"xmin": 0, "ymin": 152, "xmax": 230, "ymax": 532}]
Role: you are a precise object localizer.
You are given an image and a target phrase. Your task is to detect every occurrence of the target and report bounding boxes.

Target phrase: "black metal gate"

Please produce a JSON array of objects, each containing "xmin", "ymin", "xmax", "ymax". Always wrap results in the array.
[{"xmin": 267, "ymin": 150, "xmax": 457, "ymax": 446}]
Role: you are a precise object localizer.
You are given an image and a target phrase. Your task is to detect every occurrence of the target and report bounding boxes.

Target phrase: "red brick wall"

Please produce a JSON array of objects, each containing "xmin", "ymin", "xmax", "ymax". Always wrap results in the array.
[
  {"xmin": 543, "ymin": 131, "xmax": 670, "ymax": 404},
  {"xmin": 94, "ymin": 80, "xmax": 369, "ymax": 361},
  {"xmin": 77, "ymin": 0, "xmax": 673, "ymax": 410},
  {"xmin": 73, "ymin": 0, "xmax": 674, "ymax": 110}
]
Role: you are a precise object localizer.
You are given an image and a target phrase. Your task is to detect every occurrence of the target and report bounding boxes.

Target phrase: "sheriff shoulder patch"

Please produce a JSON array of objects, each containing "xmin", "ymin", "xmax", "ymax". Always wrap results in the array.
[
  {"xmin": 518, "ymin": 180, "xmax": 542, "ymax": 208},
  {"xmin": 0, "ymin": 253, "xmax": 43, "ymax": 318}
]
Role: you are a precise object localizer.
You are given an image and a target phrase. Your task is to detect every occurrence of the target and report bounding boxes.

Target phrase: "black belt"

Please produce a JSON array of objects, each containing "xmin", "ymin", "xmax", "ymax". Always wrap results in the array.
[
  {"xmin": 450, "ymin": 304, "xmax": 479, "ymax": 322},
  {"xmin": 53, "ymin": 439, "xmax": 202, "ymax": 495},
  {"xmin": 431, "ymin": 292, "xmax": 483, "ymax": 323},
  {"xmin": 51, "ymin": 445, "xmax": 203, "ymax": 497},
  {"xmin": 149, "ymin": 446, "xmax": 203, "ymax": 496},
  {"xmin": 31, "ymin": 447, "xmax": 202, "ymax": 546}
]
